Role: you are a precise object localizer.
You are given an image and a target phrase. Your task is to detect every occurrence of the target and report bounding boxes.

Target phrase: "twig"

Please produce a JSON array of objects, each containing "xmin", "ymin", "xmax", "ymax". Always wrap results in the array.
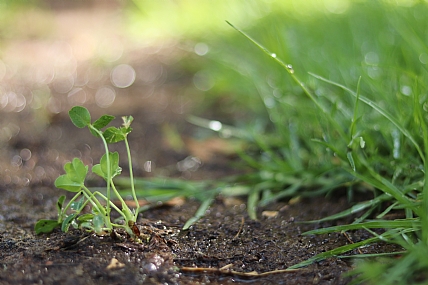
[
  {"xmin": 233, "ymin": 216, "xmax": 245, "ymax": 240},
  {"xmin": 342, "ymin": 231, "xmax": 363, "ymax": 254},
  {"xmin": 179, "ymin": 265, "xmax": 302, "ymax": 278}
]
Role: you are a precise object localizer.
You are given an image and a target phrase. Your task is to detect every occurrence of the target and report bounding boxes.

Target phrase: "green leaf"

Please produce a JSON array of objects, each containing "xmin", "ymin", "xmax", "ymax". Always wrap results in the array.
[
  {"xmin": 61, "ymin": 213, "xmax": 77, "ymax": 232},
  {"xmin": 69, "ymin": 106, "xmax": 91, "ymax": 128},
  {"xmin": 71, "ymin": 197, "xmax": 85, "ymax": 211},
  {"xmin": 309, "ymin": 72, "xmax": 425, "ymax": 164},
  {"xmin": 347, "ymin": 151, "xmax": 356, "ymax": 172},
  {"xmin": 121, "ymin": 126, "xmax": 132, "ymax": 136},
  {"xmin": 303, "ymin": 194, "xmax": 391, "ymax": 224},
  {"xmin": 92, "ymin": 213, "xmax": 105, "ymax": 234},
  {"xmin": 57, "ymin": 195, "xmax": 66, "ymax": 214},
  {"xmin": 55, "ymin": 175, "xmax": 81, "ymax": 192},
  {"xmin": 55, "ymin": 158, "xmax": 88, "ymax": 192},
  {"xmin": 103, "ymin": 127, "xmax": 126, "ymax": 144},
  {"xmin": 247, "ymin": 188, "xmax": 260, "ymax": 220},
  {"xmin": 303, "ymin": 219, "xmax": 420, "ymax": 236},
  {"xmin": 68, "ymin": 158, "xmax": 88, "ymax": 181},
  {"xmin": 183, "ymin": 192, "xmax": 216, "ymax": 230},
  {"xmin": 288, "ymin": 236, "xmax": 381, "ymax": 269},
  {"xmin": 77, "ymin": 213, "xmax": 94, "ymax": 222},
  {"xmin": 92, "ymin": 152, "xmax": 122, "ymax": 180},
  {"xmin": 93, "ymin": 115, "xmax": 115, "ymax": 130},
  {"xmin": 34, "ymin": 219, "xmax": 60, "ymax": 234}
]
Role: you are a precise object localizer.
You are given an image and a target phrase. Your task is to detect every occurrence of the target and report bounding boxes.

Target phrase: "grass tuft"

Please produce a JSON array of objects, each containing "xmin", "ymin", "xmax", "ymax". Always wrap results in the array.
[{"xmin": 126, "ymin": 1, "xmax": 428, "ymax": 283}]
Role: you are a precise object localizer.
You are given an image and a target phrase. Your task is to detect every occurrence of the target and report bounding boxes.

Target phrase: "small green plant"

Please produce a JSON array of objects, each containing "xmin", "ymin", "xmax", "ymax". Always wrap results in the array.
[{"xmin": 35, "ymin": 106, "xmax": 140, "ymax": 237}]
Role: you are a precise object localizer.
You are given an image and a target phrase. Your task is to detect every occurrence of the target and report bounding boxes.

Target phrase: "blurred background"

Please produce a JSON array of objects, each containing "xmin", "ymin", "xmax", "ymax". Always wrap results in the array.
[{"xmin": 1, "ymin": 0, "xmax": 427, "ymax": 188}]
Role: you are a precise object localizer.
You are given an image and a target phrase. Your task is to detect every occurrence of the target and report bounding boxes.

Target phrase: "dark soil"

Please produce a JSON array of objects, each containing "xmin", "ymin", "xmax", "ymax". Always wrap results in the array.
[
  {"xmin": 0, "ymin": 185, "xmax": 364, "ymax": 285},
  {"xmin": 0, "ymin": 3, "xmax": 401, "ymax": 285}
]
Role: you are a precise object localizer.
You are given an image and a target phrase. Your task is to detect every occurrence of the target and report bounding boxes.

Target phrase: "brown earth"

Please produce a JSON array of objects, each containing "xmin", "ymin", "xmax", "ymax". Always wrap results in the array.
[{"xmin": 0, "ymin": 2, "xmax": 401, "ymax": 285}]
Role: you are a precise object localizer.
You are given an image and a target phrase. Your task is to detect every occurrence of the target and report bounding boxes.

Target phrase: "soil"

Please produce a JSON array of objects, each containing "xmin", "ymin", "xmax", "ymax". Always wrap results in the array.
[{"xmin": 0, "ymin": 2, "xmax": 401, "ymax": 285}]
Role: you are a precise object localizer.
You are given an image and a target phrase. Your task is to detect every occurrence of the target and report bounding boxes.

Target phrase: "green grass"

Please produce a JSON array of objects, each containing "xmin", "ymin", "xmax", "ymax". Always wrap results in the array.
[{"xmin": 125, "ymin": 1, "xmax": 428, "ymax": 283}]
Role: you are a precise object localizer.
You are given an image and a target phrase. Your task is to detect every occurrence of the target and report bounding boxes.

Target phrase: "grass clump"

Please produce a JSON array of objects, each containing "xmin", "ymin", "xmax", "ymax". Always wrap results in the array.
[
  {"xmin": 140, "ymin": 1, "xmax": 428, "ymax": 283},
  {"xmin": 35, "ymin": 106, "xmax": 140, "ymax": 238},
  {"xmin": 213, "ymin": 3, "xmax": 428, "ymax": 284},
  {"xmin": 125, "ymin": 3, "xmax": 428, "ymax": 281}
]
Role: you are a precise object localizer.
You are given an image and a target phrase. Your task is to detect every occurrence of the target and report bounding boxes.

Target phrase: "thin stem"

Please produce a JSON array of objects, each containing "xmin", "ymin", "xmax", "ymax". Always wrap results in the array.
[
  {"xmin": 82, "ymin": 190, "xmax": 126, "ymax": 220},
  {"xmin": 81, "ymin": 186, "xmax": 107, "ymax": 215},
  {"xmin": 110, "ymin": 180, "xmax": 134, "ymax": 222},
  {"xmin": 125, "ymin": 136, "xmax": 139, "ymax": 220},
  {"xmin": 89, "ymin": 125, "xmax": 112, "ymax": 228},
  {"xmin": 349, "ymin": 76, "xmax": 362, "ymax": 142},
  {"xmin": 60, "ymin": 191, "xmax": 83, "ymax": 221}
]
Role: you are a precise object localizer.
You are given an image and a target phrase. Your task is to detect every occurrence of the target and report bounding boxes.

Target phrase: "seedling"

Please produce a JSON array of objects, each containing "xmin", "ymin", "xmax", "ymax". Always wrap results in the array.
[{"xmin": 35, "ymin": 106, "xmax": 140, "ymax": 237}]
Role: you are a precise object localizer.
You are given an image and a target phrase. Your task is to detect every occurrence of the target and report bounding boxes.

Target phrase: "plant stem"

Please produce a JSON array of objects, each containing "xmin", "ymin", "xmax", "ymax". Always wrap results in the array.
[
  {"xmin": 81, "ymin": 186, "xmax": 107, "ymax": 215},
  {"xmin": 125, "ymin": 136, "xmax": 139, "ymax": 220},
  {"xmin": 89, "ymin": 125, "xmax": 112, "ymax": 229},
  {"xmin": 110, "ymin": 180, "xmax": 134, "ymax": 222},
  {"xmin": 60, "ymin": 192, "xmax": 83, "ymax": 221},
  {"xmin": 83, "ymin": 190, "xmax": 126, "ymax": 220}
]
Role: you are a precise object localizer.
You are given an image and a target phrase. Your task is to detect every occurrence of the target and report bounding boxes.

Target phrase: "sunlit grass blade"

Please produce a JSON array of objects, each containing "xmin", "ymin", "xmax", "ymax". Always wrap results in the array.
[
  {"xmin": 349, "ymin": 76, "xmax": 362, "ymax": 142},
  {"xmin": 303, "ymin": 219, "xmax": 420, "ymax": 236},
  {"xmin": 309, "ymin": 72, "xmax": 424, "ymax": 164},
  {"xmin": 339, "ymin": 157, "xmax": 420, "ymax": 216},
  {"xmin": 247, "ymin": 187, "xmax": 261, "ymax": 220},
  {"xmin": 287, "ymin": 236, "xmax": 381, "ymax": 269},
  {"xmin": 337, "ymin": 251, "xmax": 406, "ymax": 259},
  {"xmin": 258, "ymin": 182, "xmax": 301, "ymax": 207},
  {"xmin": 414, "ymin": 87, "xmax": 428, "ymax": 245},
  {"xmin": 226, "ymin": 21, "xmax": 348, "ymax": 142},
  {"xmin": 182, "ymin": 191, "xmax": 217, "ymax": 230},
  {"xmin": 302, "ymin": 194, "xmax": 391, "ymax": 223}
]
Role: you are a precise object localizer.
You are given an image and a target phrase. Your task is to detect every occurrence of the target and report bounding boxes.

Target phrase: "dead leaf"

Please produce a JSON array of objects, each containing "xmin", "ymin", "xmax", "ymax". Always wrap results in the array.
[
  {"xmin": 106, "ymin": 258, "xmax": 125, "ymax": 270},
  {"xmin": 262, "ymin": 211, "xmax": 278, "ymax": 218}
]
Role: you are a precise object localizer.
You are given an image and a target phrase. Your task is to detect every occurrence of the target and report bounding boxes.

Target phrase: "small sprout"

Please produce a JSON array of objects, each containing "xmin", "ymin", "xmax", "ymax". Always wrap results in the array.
[{"xmin": 35, "ymin": 106, "xmax": 140, "ymax": 237}]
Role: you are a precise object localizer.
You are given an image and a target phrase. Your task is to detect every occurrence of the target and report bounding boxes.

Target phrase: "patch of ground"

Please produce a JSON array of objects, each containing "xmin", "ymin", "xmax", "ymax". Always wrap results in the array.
[
  {"xmin": 0, "ymin": 182, "xmax": 364, "ymax": 285},
  {"xmin": 0, "ymin": 2, "xmax": 402, "ymax": 285}
]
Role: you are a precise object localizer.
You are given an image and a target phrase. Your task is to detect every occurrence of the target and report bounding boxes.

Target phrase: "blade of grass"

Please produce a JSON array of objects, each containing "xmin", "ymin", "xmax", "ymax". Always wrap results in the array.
[
  {"xmin": 182, "ymin": 190, "xmax": 217, "ymax": 230},
  {"xmin": 309, "ymin": 72, "xmax": 424, "ymax": 164},
  {"xmin": 226, "ymin": 21, "xmax": 348, "ymax": 142},
  {"xmin": 414, "ymin": 84, "xmax": 428, "ymax": 245},
  {"xmin": 337, "ymin": 251, "xmax": 407, "ymax": 259},
  {"xmin": 247, "ymin": 187, "xmax": 261, "ymax": 220},
  {"xmin": 303, "ymin": 219, "xmax": 420, "ymax": 236},
  {"xmin": 287, "ymin": 236, "xmax": 380, "ymax": 269},
  {"xmin": 302, "ymin": 194, "xmax": 391, "ymax": 223}
]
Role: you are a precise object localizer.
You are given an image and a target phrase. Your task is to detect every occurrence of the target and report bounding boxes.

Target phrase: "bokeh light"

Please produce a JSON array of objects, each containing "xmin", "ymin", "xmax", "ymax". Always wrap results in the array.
[
  {"xmin": 95, "ymin": 86, "xmax": 116, "ymax": 108},
  {"xmin": 111, "ymin": 64, "xmax": 136, "ymax": 88}
]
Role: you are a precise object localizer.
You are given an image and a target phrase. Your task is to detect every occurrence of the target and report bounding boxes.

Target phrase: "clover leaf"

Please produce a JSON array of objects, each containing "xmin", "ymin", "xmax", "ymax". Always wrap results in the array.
[
  {"xmin": 69, "ymin": 106, "xmax": 91, "ymax": 128},
  {"xmin": 103, "ymin": 127, "xmax": 126, "ymax": 144},
  {"xmin": 92, "ymin": 152, "xmax": 122, "ymax": 180},
  {"xmin": 90, "ymin": 115, "xmax": 115, "ymax": 137},
  {"xmin": 54, "ymin": 158, "xmax": 88, "ymax": 192}
]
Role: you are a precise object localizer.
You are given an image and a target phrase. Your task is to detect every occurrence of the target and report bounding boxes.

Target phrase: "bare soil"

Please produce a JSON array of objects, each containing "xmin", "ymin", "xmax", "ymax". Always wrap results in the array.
[{"xmin": 0, "ymin": 3, "xmax": 400, "ymax": 285}]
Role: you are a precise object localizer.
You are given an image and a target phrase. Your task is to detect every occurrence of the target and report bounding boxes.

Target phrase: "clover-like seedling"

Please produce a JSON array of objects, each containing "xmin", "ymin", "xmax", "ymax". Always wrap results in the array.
[{"xmin": 35, "ymin": 106, "xmax": 139, "ymax": 237}]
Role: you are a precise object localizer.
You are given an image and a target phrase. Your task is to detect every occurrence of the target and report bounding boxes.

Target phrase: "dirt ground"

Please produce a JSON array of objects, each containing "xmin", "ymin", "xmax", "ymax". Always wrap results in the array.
[{"xmin": 0, "ymin": 2, "xmax": 401, "ymax": 285}]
